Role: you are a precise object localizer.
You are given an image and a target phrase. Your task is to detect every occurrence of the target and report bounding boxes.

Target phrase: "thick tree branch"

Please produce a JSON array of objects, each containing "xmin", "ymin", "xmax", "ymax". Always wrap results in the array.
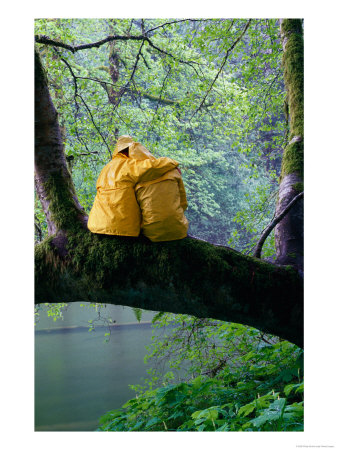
[
  {"xmin": 35, "ymin": 34, "xmax": 148, "ymax": 52},
  {"xmin": 253, "ymin": 191, "xmax": 304, "ymax": 259},
  {"xmin": 35, "ymin": 34, "xmax": 199, "ymax": 67},
  {"xmin": 35, "ymin": 232, "xmax": 303, "ymax": 347}
]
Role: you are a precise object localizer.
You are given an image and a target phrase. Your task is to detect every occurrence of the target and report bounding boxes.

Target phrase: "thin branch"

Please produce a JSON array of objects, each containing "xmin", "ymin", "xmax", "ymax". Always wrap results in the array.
[
  {"xmin": 55, "ymin": 51, "xmax": 112, "ymax": 158},
  {"xmin": 253, "ymin": 191, "xmax": 304, "ymax": 259},
  {"xmin": 111, "ymin": 40, "xmax": 145, "ymax": 112},
  {"xmin": 58, "ymin": 53, "xmax": 79, "ymax": 96},
  {"xmin": 35, "ymin": 34, "xmax": 147, "ymax": 52},
  {"xmin": 78, "ymin": 151, "xmax": 99, "ymax": 157},
  {"xmin": 35, "ymin": 33, "xmax": 200, "ymax": 68},
  {"xmin": 191, "ymin": 19, "xmax": 252, "ymax": 119},
  {"xmin": 74, "ymin": 75, "xmax": 181, "ymax": 106},
  {"xmin": 75, "ymin": 128, "xmax": 91, "ymax": 154},
  {"xmin": 77, "ymin": 93, "xmax": 112, "ymax": 158},
  {"xmin": 145, "ymin": 19, "xmax": 212, "ymax": 35},
  {"xmin": 149, "ymin": 66, "xmax": 172, "ymax": 130},
  {"xmin": 140, "ymin": 51, "xmax": 150, "ymax": 69}
]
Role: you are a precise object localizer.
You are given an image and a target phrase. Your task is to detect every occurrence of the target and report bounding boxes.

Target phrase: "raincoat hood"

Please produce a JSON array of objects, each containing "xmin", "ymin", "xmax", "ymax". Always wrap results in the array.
[{"xmin": 113, "ymin": 135, "xmax": 155, "ymax": 161}]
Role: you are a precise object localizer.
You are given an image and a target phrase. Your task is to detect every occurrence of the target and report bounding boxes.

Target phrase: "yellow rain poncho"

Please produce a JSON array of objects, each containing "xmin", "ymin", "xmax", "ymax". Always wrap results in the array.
[
  {"xmin": 88, "ymin": 136, "xmax": 187, "ymax": 239},
  {"xmin": 135, "ymin": 169, "xmax": 189, "ymax": 242}
]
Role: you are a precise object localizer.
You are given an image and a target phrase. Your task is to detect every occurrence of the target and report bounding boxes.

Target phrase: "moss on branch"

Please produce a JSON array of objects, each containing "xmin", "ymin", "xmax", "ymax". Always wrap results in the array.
[
  {"xmin": 35, "ymin": 230, "xmax": 303, "ymax": 347},
  {"xmin": 42, "ymin": 172, "xmax": 86, "ymax": 232}
]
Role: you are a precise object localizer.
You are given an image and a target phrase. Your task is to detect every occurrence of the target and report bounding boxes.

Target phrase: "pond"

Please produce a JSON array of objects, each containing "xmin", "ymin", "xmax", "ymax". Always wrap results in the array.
[{"xmin": 35, "ymin": 303, "xmax": 157, "ymax": 431}]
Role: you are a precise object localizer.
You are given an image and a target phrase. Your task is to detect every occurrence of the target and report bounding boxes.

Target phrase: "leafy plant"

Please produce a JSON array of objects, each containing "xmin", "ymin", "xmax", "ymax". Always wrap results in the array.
[{"xmin": 97, "ymin": 315, "xmax": 303, "ymax": 432}]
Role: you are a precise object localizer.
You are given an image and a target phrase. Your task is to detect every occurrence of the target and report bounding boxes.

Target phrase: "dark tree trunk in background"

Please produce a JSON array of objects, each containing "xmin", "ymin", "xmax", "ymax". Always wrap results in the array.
[
  {"xmin": 107, "ymin": 20, "xmax": 121, "ymax": 109},
  {"xmin": 274, "ymin": 19, "xmax": 304, "ymax": 269},
  {"xmin": 260, "ymin": 115, "xmax": 283, "ymax": 173},
  {"xmin": 34, "ymin": 20, "xmax": 304, "ymax": 348}
]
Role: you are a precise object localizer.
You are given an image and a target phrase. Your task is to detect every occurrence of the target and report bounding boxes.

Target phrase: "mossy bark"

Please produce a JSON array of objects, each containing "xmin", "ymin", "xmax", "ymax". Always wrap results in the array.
[
  {"xmin": 34, "ymin": 48, "xmax": 87, "ymax": 235},
  {"xmin": 35, "ymin": 231, "xmax": 303, "ymax": 347},
  {"xmin": 275, "ymin": 20, "xmax": 304, "ymax": 268}
]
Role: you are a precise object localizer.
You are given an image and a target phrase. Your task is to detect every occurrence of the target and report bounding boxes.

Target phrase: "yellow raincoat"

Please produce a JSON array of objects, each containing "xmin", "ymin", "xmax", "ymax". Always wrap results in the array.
[
  {"xmin": 88, "ymin": 136, "xmax": 179, "ymax": 236},
  {"xmin": 135, "ymin": 168, "xmax": 189, "ymax": 242}
]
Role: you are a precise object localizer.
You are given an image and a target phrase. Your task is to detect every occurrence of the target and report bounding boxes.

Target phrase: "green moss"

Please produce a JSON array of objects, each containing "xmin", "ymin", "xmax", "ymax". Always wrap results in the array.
[
  {"xmin": 43, "ymin": 171, "xmax": 86, "ymax": 232},
  {"xmin": 281, "ymin": 140, "xmax": 304, "ymax": 178},
  {"xmin": 286, "ymin": 253, "xmax": 297, "ymax": 260},
  {"xmin": 280, "ymin": 19, "xmax": 304, "ymax": 182},
  {"xmin": 37, "ymin": 227, "xmax": 281, "ymax": 302},
  {"xmin": 281, "ymin": 19, "xmax": 303, "ymax": 36},
  {"xmin": 35, "ymin": 236, "xmax": 67, "ymax": 288},
  {"xmin": 283, "ymin": 98, "xmax": 289, "ymax": 123},
  {"xmin": 35, "ymin": 231, "xmax": 303, "ymax": 345},
  {"xmin": 282, "ymin": 20, "xmax": 304, "ymax": 139},
  {"xmin": 292, "ymin": 182, "xmax": 304, "ymax": 193}
]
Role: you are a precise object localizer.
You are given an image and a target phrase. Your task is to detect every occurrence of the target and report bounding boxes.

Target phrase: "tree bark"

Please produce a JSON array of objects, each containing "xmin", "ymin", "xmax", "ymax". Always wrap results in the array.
[
  {"xmin": 34, "ymin": 48, "xmax": 87, "ymax": 236},
  {"xmin": 274, "ymin": 19, "xmax": 304, "ymax": 268},
  {"xmin": 35, "ymin": 232, "xmax": 303, "ymax": 347},
  {"xmin": 34, "ymin": 35, "xmax": 304, "ymax": 348}
]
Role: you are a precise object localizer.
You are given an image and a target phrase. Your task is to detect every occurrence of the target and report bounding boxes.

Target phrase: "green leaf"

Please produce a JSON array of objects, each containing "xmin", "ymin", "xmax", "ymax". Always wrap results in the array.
[
  {"xmin": 145, "ymin": 417, "xmax": 162, "ymax": 430},
  {"xmin": 216, "ymin": 422, "xmax": 229, "ymax": 431},
  {"xmin": 132, "ymin": 307, "xmax": 143, "ymax": 323},
  {"xmin": 238, "ymin": 402, "xmax": 256, "ymax": 417}
]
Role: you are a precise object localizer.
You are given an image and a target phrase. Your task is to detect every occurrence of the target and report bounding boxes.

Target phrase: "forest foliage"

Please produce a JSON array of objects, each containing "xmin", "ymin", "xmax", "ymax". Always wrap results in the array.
[
  {"xmin": 34, "ymin": 18, "xmax": 303, "ymax": 432},
  {"xmin": 35, "ymin": 18, "xmax": 286, "ymax": 253}
]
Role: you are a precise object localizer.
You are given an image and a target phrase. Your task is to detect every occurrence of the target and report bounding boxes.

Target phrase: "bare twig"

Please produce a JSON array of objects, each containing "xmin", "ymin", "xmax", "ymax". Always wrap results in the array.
[
  {"xmin": 78, "ymin": 151, "xmax": 99, "ymax": 157},
  {"xmin": 191, "ymin": 19, "xmax": 252, "ymax": 119},
  {"xmin": 149, "ymin": 66, "xmax": 172, "ymax": 130},
  {"xmin": 253, "ymin": 191, "xmax": 304, "ymax": 259},
  {"xmin": 145, "ymin": 19, "xmax": 211, "ymax": 35},
  {"xmin": 112, "ymin": 40, "xmax": 145, "ymax": 112},
  {"xmin": 77, "ymin": 93, "xmax": 112, "ymax": 158},
  {"xmin": 56, "ymin": 51, "xmax": 112, "ymax": 158}
]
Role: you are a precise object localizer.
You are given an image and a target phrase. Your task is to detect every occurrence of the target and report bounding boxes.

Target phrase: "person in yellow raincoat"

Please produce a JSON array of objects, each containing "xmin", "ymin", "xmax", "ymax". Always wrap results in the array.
[
  {"xmin": 88, "ymin": 136, "xmax": 188, "ymax": 240},
  {"xmin": 135, "ymin": 163, "xmax": 189, "ymax": 242}
]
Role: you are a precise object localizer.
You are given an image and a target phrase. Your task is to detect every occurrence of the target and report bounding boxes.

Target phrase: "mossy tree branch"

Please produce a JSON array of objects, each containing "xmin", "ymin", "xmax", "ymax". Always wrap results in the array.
[{"xmin": 35, "ymin": 231, "xmax": 303, "ymax": 347}]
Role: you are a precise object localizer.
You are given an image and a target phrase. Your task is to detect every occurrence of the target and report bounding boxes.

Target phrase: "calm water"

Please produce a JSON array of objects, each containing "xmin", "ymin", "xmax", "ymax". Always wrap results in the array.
[{"xmin": 35, "ymin": 303, "xmax": 157, "ymax": 431}]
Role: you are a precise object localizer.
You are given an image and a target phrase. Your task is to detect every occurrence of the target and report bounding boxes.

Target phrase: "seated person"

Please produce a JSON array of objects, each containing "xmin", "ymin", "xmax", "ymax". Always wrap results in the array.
[
  {"xmin": 135, "ymin": 167, "xmax": 188, "ymax": 242},
  {"xmin": 88, "ymin": 135, "xmax": 179, "ymax": 237}
]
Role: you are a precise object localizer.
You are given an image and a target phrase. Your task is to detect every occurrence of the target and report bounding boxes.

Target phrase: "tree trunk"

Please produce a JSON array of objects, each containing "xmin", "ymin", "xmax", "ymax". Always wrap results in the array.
[
  {"xmin": 34, "ymin": 33, "xmax": 304, "ymax": 347},
  {"xmin": 274, "ymin": 19, "xmax": 304, "ymax": 269},
  {"xmin": 34, "ymin": 48, "xmax": 87, "ymax": 239}
]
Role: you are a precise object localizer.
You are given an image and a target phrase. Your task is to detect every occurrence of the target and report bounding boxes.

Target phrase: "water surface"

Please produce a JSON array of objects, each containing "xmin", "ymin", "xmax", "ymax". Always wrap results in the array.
[{"xmin": 35, "ymin": 303, "xmax": 156, "ymax": 431}]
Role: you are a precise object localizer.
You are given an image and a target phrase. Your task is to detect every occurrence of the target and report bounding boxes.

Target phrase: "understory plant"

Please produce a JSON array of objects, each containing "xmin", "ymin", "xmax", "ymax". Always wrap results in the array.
[{"xmin": 97, "ymin": 315, "xmax": 303, "ymax": 431}]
